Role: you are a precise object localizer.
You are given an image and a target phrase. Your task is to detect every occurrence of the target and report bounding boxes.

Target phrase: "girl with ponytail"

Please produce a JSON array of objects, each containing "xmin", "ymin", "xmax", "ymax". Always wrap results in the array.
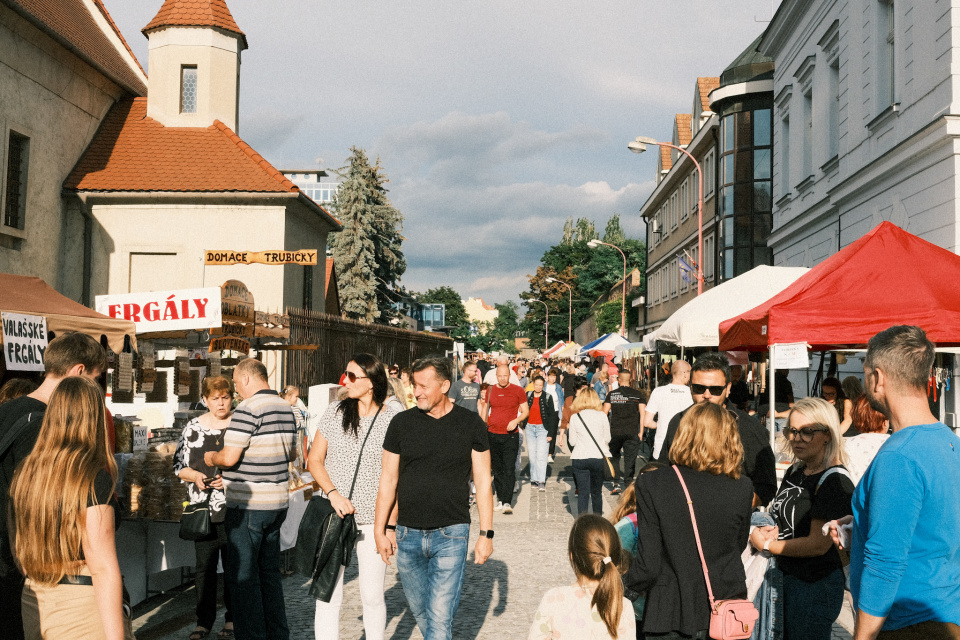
[{"xmin": 528, "ymin": 513, "xmax": 635, "ymax": 639}]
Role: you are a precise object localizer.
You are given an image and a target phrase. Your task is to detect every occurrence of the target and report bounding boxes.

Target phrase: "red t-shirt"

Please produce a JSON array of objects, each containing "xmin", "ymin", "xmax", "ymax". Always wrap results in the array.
[
  {"xmin": 486, "ymin": 384, "xmax": 526, "ymax": 434},
  {"xmin": 528, "ymin": 394, "xmax": 542, "ymax": 425}
]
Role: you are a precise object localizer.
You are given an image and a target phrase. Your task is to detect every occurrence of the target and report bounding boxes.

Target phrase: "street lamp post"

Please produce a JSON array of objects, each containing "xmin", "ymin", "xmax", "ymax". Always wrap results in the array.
[
  {"xmin": 524, "ymin": 298, "xmax": 549, "ymax": 349},
  {"xmin": 587, "ymin": 239, "xmax": 628, "ymax": 336},
  {"xmin": 545, "ymin": 277, "xmax": 573, "ymax": 342},
  {"xmin": 629, "ymin": 136, "xmax": 705, "ymax": 295}
]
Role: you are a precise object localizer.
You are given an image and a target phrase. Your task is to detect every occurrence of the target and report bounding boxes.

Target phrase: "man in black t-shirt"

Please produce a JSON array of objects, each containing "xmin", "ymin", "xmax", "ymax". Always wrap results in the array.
[
  {"xmin": 374, "ymin": 355, "xmax": 493, "ymax": 640},
  {"xmin": 0, "ymin": 332, "xmax": 106, "ymax": 639},
  {"xmin": 603, "ymin": 370, "xmax": 648, "ymax": 494}
]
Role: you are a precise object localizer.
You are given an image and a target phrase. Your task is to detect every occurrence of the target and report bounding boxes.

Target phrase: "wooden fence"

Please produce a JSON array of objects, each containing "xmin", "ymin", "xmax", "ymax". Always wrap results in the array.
[{"xmin": 284, "ymin": 308, "xmax": 454, "ymax": 389}]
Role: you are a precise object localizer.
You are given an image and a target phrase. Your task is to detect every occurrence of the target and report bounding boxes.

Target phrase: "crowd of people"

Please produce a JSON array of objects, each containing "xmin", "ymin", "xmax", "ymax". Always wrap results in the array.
[{"xmin": 0, "ymin": 326, "xmax": 958, "ymax": 640}]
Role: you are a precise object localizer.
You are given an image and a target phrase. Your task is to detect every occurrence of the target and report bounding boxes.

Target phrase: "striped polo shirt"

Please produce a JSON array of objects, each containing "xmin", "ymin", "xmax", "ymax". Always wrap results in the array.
[{"xmin": 222, "ymin": 389, "xmax": 297, "ymax": 511}]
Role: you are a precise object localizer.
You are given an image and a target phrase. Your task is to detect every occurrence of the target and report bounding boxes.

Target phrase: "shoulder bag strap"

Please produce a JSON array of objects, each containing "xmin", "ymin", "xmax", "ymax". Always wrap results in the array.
[
  {"xmin": 577, "ymin": 413, "xmax": 606, "ymax": 457},
  {"xmin": 672, "ymin": 464, "xmax": 717, "ymax": 609},
  {"xmin": 346, "ymin": 406, "xmax": 383, "ymax": 500}
]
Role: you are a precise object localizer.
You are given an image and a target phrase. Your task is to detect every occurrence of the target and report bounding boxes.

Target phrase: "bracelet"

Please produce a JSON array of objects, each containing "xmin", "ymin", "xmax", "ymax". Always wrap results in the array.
[
  {"xmin": 385, "ymin": 524, "xmax": 397, "ymax": 531},
  {"xmin": 326, "ymin": 488, "xmax": 338, "ymax": 495}
]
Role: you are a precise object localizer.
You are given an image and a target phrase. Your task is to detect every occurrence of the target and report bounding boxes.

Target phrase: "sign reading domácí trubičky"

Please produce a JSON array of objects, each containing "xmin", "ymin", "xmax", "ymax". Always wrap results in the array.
[
  {"xmin": 204, "ymin": 250, "xmax": 318, "ymax": 265},
  {"xmin": 95, "ymin": 288, "xmax": 222, "ymax": 333},
  {"xmin": 1, "ymin": 312, "xmax": 47, "ymax": 372}
]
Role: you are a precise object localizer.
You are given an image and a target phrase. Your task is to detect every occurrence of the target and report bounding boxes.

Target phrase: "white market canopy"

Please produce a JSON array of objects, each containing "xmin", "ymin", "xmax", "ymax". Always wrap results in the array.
[
  {"xmin": 577, "ymin": 332, "xmax": 631, "ymax": 356},
  {"xmin": 644, "ymin": 265, "xmax": 810, "ymax": 348},
  {"xmin": 542, "ymin": 340, "xmax": 567, "ymax": 357},
  {"xmin": 550, "ymin": 342, "xmax": 582, "ymax": 359}
]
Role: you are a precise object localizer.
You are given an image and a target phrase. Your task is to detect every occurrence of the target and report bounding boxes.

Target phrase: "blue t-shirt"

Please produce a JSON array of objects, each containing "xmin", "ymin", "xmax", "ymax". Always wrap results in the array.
[{"xmin": 850, "ymin": 422, "xmax": 960, "ymax": 630}]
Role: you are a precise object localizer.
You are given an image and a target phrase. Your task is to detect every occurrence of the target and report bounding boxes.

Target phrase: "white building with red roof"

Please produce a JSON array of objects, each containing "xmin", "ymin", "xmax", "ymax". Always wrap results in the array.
[{"xmin": 0, "ymin": 0, "xmax": 340, "ymax": 313}]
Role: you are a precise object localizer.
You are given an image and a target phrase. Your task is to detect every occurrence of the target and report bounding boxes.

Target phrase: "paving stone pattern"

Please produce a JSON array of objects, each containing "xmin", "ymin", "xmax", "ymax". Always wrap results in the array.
[{"xmin": 134, "ymin": 454, "xmax": 852, "ymax": 639}]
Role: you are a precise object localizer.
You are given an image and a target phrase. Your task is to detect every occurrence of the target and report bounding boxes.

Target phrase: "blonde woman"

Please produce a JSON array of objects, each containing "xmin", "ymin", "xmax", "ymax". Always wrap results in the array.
[
  {"xmin": 567, "ymin": 388, "xmax": 612, "ymax": 516},
  {"xmin": 624, "ymin": 402, "xmax": 753, "ymax": 638},
  {"xmin": 10, "ymin": 376, "xmax": 132, "ymax": 640},
  {"xmin": 750, "ymin": 397, "xmax": 854, "ymax": 640}
]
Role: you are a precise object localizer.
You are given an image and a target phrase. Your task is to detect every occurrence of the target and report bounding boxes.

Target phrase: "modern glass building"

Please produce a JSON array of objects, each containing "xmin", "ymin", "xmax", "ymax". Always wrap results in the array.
[{"xmin": 281, "ymin": 170, "xmax": 340, "ymax": 204}]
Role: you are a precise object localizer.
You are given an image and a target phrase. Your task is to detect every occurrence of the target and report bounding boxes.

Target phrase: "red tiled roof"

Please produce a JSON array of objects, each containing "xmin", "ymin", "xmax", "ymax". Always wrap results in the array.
[
  {"xmin": 325, "ymin": 258, "xmax": 335, "ymax": 294},
  {"xmin": 697, "ymin": 77, "xmax": 720, "ymax": 112},
  {"xmin": 142, "ymin": 0, "xmax": 246, "ymax": 48},
  {"xmin": 6, "ymin": 0, "xmax": 147, "ymax": 95},
  {"xmin": 67, "ymin": 98, "xmax": 301, "ymax": 195},
  {"xmin": 675, "ymin": 114, "xmax": 692, "ymax": 146},
  {"xmin": 93, "ymin": 0, "xmax": 146, "ymax": 78},
  {"xmin": 659, "ymin": 146, "xmax": 672, "ymax": 172}
]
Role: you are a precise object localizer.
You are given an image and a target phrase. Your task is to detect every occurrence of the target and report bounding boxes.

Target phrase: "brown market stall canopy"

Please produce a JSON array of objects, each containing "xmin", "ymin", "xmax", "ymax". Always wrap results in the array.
[{"xmin": 0, "ymin": 273, "xmax": 136, "ymax": 353}]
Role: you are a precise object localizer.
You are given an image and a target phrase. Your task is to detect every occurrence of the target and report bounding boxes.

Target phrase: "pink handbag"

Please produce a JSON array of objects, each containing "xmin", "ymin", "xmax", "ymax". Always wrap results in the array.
[{"xmin": 672, "ymin": 465, "xmax": 759, "ymax": 640}]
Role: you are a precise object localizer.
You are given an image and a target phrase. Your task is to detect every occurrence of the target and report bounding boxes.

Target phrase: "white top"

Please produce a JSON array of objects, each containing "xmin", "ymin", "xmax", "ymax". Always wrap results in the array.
[
  {"xmin": 528, "ymin": 584, "xmax": 635, "ymax": 640},
  {"xmin": 568, "ymin": 409, "xmax": 611, "ymax": 460},
  {"xmin": 647, "ymin": 383, "xmax": 694, "ymax": 458},
  {"xmin": 844, "ymin": 432, "xmax": 890, "ymax": 486}
]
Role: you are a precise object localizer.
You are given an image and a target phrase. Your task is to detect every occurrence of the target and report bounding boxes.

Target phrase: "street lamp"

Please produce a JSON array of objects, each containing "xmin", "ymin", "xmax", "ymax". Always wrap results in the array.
[
  {"xmin": 629, "ymin": 135, "xmax": 705, "ymax": 295},
  {"xmin": 545, "ymin": 277, "xmax": 573, "ymax": 342},
  {"xmin": 523, "ymin": 298, "xmax": 549, "ymax": 350},
  {"xmin": 586, "ymin": 238, "xmax": 627, "ymax": 337}
]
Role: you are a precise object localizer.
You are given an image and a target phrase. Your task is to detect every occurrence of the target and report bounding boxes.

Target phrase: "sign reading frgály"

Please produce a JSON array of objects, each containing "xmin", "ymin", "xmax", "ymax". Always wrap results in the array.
[
  {"xmin": 96, "ymin": 288, "xmax": 222, "ymax": 333},
  {"xmin": 204, "ymin": 250, "xmax": 318, "ymax": 265},
  {"xmin": 1, "ymin": 312, "xmax": 47, "ymax": 372}
]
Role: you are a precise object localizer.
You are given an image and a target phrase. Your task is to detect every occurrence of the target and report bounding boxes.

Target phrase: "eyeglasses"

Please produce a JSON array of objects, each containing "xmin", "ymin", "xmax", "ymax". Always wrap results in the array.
[
  {"xmin": 783, "ymin": 426, "xmax": 829, "ymax": 442},
  {"xmin": 343, "ymin": 371, "xmax": 369, "ymax": 383},
  {"xmin": 691, "ymin": 383, "xmax": 726, "ymax": 396}
]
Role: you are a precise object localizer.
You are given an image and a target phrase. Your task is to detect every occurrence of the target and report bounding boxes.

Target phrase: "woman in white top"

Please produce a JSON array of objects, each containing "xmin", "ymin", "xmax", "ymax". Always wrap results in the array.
[
  {"xmin": 568, "ymin": 388, "xmax": 612, "ymax": 516},
  {"xmin": 844, "ymin": 394, "xmax": 890, "ymax": 485},
  {"xmin": 306, "ymin": 354, "xmax": 399, "ymax": 640}
]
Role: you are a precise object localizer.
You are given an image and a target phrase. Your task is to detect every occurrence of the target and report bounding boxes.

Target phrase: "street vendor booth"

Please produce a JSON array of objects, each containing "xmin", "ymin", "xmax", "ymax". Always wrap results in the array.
[
  {"xmin": 0, "ymin": 273, "xmax": 135, "ymax": 378},
  {"xmin": 719, "ymin": 222, "xmax": 960, "ymax": 449}
]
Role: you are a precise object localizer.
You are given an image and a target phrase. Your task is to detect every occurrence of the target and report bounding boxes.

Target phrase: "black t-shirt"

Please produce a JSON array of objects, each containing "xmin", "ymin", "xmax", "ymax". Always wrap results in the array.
[
  {"xmin": 382, "ymin": 404, "xmax": 489, "ymax": 529},
  {"xmin": 770, "ymin": 464, "xmax": 853, "ymax": 582},
  {"xmin": 606, "ymin": 386, "xmax": 647, "ymax": 436},
  {"xmin": 561, "ymin": 374, "xmax": 577, "ymax": 399},
  {"xmin": 0, "ymin": 396, "xmax": 46, "ymax": 577}
]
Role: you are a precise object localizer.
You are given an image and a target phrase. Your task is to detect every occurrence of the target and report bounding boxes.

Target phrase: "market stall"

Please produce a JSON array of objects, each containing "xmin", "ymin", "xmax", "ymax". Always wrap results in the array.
[{"xmin": 719, "ymin": 222, "xmax": 960, "ymax": 447}]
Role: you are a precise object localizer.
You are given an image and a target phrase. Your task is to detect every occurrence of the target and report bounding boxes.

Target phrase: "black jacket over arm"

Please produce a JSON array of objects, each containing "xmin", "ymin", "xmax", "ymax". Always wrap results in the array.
[
  {"xmin": 656, "ymin": 405, "xmax": 777, "ymax": 505},
  {"xmin": 625, "ymin": 465, "xmax": 753, "ymax": 637}
]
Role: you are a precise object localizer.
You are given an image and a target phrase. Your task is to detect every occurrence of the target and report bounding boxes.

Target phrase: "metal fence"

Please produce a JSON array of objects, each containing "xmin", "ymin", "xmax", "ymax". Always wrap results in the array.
[{"xmin": 284, "ymin": 308, "xmax": 454, "ymax": 389}]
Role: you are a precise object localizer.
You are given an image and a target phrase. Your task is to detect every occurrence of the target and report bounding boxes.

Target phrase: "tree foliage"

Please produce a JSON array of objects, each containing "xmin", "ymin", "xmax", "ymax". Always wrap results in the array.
[{"xmin": 330, "ymin": 147, "xmax": 406, "ymax": 324}]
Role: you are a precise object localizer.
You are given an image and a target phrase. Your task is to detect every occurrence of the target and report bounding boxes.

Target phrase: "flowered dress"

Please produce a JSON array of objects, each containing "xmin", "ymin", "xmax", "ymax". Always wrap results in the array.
[
  {"xmin": 528, "ymin": 584, "xmax": 635, "ymax": 639},
  {"xmin": 173, "ymin": 416, "xmax": 227, "ymax": 522}
]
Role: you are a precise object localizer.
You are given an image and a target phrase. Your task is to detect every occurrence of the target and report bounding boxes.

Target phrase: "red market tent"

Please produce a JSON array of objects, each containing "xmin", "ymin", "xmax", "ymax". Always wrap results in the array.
[{"xmin": 719, "ymin": 222, "xmax": 960, "ymax": 351}]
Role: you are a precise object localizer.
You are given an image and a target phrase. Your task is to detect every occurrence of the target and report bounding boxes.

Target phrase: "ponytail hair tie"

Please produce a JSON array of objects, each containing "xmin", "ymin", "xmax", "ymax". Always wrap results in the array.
[{"xmin": 602, "ymin": 556, "xmax": 612, "ymax": 565}]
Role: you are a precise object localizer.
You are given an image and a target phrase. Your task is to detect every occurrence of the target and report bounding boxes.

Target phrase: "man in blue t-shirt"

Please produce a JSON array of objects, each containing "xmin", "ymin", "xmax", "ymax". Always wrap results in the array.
[{"xmin": 839, "ymin": 326, "xmax": 960, "ymax": 639}]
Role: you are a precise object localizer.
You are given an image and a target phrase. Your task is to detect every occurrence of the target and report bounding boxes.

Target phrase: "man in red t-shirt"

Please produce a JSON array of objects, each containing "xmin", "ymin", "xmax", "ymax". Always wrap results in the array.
[{"xmin": 481, "ymin": 366, "xmax": 528, "ymax": 513}]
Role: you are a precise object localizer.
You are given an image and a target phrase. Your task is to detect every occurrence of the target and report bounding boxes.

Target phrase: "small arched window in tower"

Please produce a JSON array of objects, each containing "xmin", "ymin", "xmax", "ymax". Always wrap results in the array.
[{"xmin": 181, "ymin": 66, "xmax": 198, "ymax": 114}]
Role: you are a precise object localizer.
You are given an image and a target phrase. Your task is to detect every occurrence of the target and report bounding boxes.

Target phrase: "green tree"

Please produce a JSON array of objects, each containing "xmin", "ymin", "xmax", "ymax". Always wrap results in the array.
[
  {"xmin": 595, "ymin": 300, "xmax": 624, "ymax": 335},
  {"xmin": 491, "ymin": 301, "xmax": 520, "ymax": 354},
  {"xmin": 603, "ymin": 213, "xmax": 626, "ymax": 246},
  {"xmin": 330, "ymin": 147, "xmax": 406, "ymax": 323}
]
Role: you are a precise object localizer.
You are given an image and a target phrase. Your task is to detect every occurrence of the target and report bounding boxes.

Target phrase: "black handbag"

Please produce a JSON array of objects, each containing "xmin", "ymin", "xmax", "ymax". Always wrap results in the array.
[
  {"xmin": 178, "ymin": 491, "xmax": 212, "ymax": 541},
  {"xmin": 294, "ymin": 406, "xmax": 382, "ymax": 591},
  {"xmin": 577, "ymin": 413, "xmax": 616, "ymax": 482}
]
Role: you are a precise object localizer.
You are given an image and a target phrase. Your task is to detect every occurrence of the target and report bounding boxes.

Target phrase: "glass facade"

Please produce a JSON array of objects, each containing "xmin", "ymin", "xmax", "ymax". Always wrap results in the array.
[{"xmin": 718, "ymin": 107, "xmax": 773, "ymax": 280}]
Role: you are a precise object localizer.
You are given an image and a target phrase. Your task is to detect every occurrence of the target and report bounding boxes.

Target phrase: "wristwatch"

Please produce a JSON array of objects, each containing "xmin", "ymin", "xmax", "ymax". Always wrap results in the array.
[
  {"xmin": 762, "ymin": 539, "xmax": 772, "ymax": 558},
  {"xmin": 479, "ymin": 529, "xmax": 495, "ymax": 539}
]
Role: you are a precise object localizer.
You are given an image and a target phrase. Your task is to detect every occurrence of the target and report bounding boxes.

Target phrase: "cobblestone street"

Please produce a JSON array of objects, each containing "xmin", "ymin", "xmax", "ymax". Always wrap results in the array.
[{"xmin": 134, "ymin": 453, "xmax": 853, "ymax": 639}]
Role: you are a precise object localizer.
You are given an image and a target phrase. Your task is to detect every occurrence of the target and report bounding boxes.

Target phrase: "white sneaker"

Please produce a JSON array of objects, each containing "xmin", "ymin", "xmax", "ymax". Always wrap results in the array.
[
  {"xmin": 494, "ymin": 501, "xmax": 504, "ymax": 511},
  {"xmin": 547, "ymin": 455, "xmax": 554, "ymax": 463},
  {"xmin": 502, "ymin": 503, "xmax": 513, "ymax": 514}
]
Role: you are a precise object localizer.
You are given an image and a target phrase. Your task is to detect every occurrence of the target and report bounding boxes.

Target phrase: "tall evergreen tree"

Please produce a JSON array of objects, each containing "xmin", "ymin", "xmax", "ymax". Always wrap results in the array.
[{"xmin": 330, "ymin": 148, "xmax": 406, "ymax": 323}]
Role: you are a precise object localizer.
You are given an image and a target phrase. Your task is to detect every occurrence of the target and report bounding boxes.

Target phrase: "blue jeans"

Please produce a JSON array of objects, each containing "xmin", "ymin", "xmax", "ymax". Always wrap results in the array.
[
  {"xmin": 525, "ymin": 424, "xmax": 549, "ymax": 483},
  {"xmin": 572, "ymin": 458, "xmax": 604, "ymax": 515},
  {"xmin": 395, "ymin": 524, "xmax": 470, "ymax": 640},
  {"xmin": 782, "ymin": 566, "xmax": 844, "ymax": 640},
  {"xmin": 751, "ymin": 512, "xmax": 782, "ymax": 640},
  {"xmin": 224, "ymin": 507, "xmax": 288, "ymax": 640}
]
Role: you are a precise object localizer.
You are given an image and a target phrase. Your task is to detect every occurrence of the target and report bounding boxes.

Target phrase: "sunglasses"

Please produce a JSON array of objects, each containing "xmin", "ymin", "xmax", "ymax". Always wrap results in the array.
[
  {"xmin": 343, "ymin": 371, "xmax": 369, "ymax": 383},
  {"xmin": 783, "ymin": 426, "xmax": 829, "ymax": 442},
  {"xmin": 691, "ymin": 383, "xmax": 726, "ymax": 396}
]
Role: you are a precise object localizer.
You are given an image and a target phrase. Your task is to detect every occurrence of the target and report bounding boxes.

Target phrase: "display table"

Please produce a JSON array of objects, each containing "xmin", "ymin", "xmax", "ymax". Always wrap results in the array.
[{"xmin": 117, "ymin": 486, "xmax": 311, "ymax": 606}]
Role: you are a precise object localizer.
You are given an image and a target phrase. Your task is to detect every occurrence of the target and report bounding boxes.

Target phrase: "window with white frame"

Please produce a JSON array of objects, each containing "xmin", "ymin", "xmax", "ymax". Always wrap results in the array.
[
  {"xmin": 670, "ymin": 262, "xmax": 678, "ymax": 297},
  {"xmin": 828, "ymin": 58, "xmax": 840, "ymax": 160},
  {"xmin": 704, "ymin": 234, "xmax": 715, "ymax": 280},
  {"xmin": 877, "ymin": 0, "xmax": 895, "ymax": 108},
  {"xmin": 704, "ymin": 151, "xmax": 715, "ymax": 197},
  {"xmin": 671, "ymin": 194, "xmax": 678, "ymax": 230},
  {"xmin": 181, "ymin": 66, "xmax": 198, "ymax": 114},
  {"xmin": 680, "ymin": 180, "xmax": 688, "ymax": 222},
  {"xmin": 802, "ymin": 89, "xmax": 813, "ymax": 179},
  {"xmin": 781, "ymin": 115, "xmax": 791, "ymax": 194}
]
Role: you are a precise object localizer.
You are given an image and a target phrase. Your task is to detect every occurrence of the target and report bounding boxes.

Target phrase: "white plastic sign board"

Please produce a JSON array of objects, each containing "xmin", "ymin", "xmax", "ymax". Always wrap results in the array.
[
  {"xmin": 773, "ymin": 342, "xmax": 810, "ymax": 369},
  {"xmin": 1, "ymin": 312, "xmax": 47, "ymax": 372},
  {"xmin": 133, "ymin": 425, "xmax": 149, "ymax": 451},
  {"xmin": 95, "ymin": 288, "xmax": 222, "ymax": 333}
]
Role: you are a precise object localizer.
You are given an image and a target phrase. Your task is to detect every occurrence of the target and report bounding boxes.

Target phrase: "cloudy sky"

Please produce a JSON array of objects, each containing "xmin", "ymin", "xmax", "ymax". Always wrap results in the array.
[{"xmin": 108, "ymin": 0, "xmax": 779, "ymax": 305}]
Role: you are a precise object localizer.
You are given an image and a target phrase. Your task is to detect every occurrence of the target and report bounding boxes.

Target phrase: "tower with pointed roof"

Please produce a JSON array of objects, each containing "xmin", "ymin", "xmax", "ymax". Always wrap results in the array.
[{"xmin": 142, "ymin": 0, "xmax": 247, "ymax": 131}]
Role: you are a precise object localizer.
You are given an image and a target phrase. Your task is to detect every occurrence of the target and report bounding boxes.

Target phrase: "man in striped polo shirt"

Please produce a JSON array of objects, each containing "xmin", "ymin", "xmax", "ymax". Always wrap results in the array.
[{"xmin": 207, "ymin": 358, "xmax": 297, "ymax": 640}]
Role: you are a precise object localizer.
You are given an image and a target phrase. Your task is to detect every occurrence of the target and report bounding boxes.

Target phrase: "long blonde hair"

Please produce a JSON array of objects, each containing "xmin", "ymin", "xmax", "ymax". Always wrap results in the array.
[
  {"xmin": 569, "ymin": 514, "xmax": 627, "ymax": 638},
  {"xmin": 9, "ymin": 376, "xmax": 116, "ymax": 585},
  {"xmin": 670, "ymin": 402, "xmax": 743, "ymax": 479}
]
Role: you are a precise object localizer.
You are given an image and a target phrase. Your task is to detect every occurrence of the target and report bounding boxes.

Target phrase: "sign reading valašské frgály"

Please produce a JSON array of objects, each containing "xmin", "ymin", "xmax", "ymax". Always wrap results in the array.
[
  {"xmin": 1, "ymin": 312, "xmax": 48, "ymax": 372},
  {"xmin": 95, "ymin": 288, "xmax": 222, "ymax": 333}
]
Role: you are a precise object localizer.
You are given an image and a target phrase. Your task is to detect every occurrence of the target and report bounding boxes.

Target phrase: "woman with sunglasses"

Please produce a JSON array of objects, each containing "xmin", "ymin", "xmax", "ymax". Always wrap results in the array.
[
  {"xmin": 306, "ymin": 354, "xmax": 399, "ymax": 640},
  {"xmin": 750, "ymin": 397, "xmax": 853, "ymax": 640}
]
